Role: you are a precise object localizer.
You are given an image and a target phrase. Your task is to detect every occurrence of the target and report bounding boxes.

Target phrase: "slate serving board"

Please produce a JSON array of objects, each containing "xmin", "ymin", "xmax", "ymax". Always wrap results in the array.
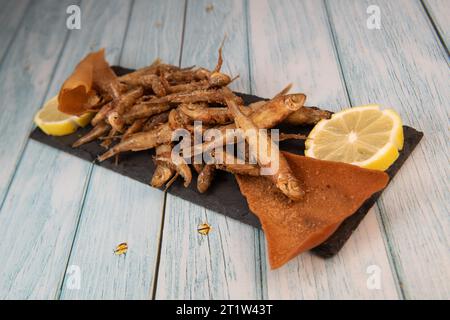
[{"xmin": 29, "ymin": 66, "xmax": 423, "ymax": 257}]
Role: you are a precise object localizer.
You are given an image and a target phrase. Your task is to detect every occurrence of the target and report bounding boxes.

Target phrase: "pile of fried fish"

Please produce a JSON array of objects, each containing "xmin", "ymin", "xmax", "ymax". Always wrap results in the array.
[
  {"xmin": 57, "ymin": 48, "xmax": 390, "ymax": 268},
  {"xmin": 60, "ymin": 48, "xmax": 331, "ymax": 199}
]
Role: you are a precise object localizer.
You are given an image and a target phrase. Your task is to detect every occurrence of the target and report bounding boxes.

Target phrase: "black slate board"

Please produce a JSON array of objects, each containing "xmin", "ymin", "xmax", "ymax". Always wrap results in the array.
[{"xmin": 29, "ymin": 66, "xmax": 423, "ymax": 257}]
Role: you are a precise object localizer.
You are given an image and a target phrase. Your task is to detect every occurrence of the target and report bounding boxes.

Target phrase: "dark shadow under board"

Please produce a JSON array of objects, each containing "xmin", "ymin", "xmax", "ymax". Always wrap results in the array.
[{"xmin": 29, "ymin": 66, "xmax": 423, "ymax": 257}]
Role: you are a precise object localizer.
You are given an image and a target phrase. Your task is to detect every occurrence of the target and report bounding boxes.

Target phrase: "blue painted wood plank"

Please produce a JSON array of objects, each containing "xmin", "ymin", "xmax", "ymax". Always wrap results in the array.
[
  {"xmin": 0, "ymin": 0, "xmax": 131, "ymax": 299},
  {"xmin": 155, "ymin": 0, "xmax": 264, "ymax": 299},
  {"xmin": 60, "ymin": 0, "xmax": 186, "ymax": 299},
  {"xmin": 423, "ymin": 0, "xmax": 450, "ymax": 51},
  {"xmin": 326, "ymin": 0, "xmax": 450, "ymax": 299},
  {"xmin": 0, "ymin": 143, "xmax": 91, "ymax": 299},
  {"xmin": 0, "ymin": 0, "xmax": 70, "ymax": 208},
  {"xmin": 60, "ymin": 166, "xmax": 165, "ymax": 299},
  {"xmin": 0, "ymin": 0, "xmax": 30, "ymax": 62},
  {"xmin": 120, "ymin": 0, "xmax": 185, "ymax": 68},
  {"xmin": 157, "ymin": 197, "xmax": 262, "ymax": 299},
  {"xmin": 248, "ymin": 0, "xmax": 400, "ymax": 299}
]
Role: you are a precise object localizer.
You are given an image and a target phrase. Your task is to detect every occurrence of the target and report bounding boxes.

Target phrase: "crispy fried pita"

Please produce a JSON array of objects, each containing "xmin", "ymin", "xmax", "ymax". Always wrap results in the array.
[
  {"xmin": 58, "ymin": 49, "xmax": 118, "ymax": 115},
  {"xmin": 236, "ymin": 152, "xmax": 389, "ymax": 269}
]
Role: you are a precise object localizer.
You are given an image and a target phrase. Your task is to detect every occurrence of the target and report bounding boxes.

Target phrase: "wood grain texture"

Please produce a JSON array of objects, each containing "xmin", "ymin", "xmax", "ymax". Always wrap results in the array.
[
  {"xmin": 0, "ymin": 0, "xmax": 70, "ymax": 209},
  {"xmin": 120, "ymin": 0, "xmax": 185, "ymax": 68},
  {"xmin": 0, "ymin": 0, "xmax": 132, "ymax": 299},
  {"xmin": 60, "ymin": 167, "xmax": 165, "ymax": 299},
  {"xmin": 326, "ymin": 0, "xmax": 450, "ymax": 299},
  {"xmin": 156, "ymin": 198, "xmax": 263, "ymax": 299},
  {"xmin": 0, "ymin": 0, "xmax": 30, "ymax": 62},
  {"xmin": 156, "ymin": 0, "xmax": 263, "ymax": 299},
  {"xmin": 423, "ymin": 0, "xmax": 450, "ymax": 50},
  {"xmin": 60, "ymin": 0, "xmax": 186, "ymax": 299},
  {"xmin": 248, "ymin": 0, "xmax": 399, "ymax": 299},
  {"xmin": 0, "ymin": 143, "xmax": 91, "ymax": 299}
]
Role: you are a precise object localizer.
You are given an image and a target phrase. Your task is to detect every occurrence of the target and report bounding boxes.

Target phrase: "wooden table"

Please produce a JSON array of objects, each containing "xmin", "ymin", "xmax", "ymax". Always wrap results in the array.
[{"xmin": 0, "ymin": 0, "xmax": 448, "ymax": 300}]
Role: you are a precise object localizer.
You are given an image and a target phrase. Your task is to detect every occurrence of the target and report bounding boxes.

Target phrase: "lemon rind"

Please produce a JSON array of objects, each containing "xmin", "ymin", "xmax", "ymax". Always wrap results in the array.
[
  {"xmin": 34, "ymin": 95, "xmax": 93, "ymax": 136},
  {"xmin": 304, "ymin": 105, "xmax": 404, "ymax": 171}
]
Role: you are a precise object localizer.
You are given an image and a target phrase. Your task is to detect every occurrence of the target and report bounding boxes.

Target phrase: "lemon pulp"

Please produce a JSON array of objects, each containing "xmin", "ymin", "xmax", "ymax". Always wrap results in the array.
[
  {"xmin": 34, "ymin": 96, "xmax": 93, "ymax": 136},
  {"xmin": 305, "ymin": 105, "xmax": 404, "ymax": 171}
]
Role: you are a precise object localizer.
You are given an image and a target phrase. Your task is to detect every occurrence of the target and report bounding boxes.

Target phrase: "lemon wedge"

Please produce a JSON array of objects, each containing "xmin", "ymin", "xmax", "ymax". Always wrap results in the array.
[
  {"xmin": 34, "ymin": 96, "xmax": 93, "ymax": 136},
  {"xmin": 305, "ymin": 105, "xmax": 404, "ymax": 171}
]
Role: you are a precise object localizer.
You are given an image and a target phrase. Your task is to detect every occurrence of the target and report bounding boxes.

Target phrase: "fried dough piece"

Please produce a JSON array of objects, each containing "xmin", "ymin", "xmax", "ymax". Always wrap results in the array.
[
  {"xmin": 236, "ymin": 152, "xmax": 389, "ymax": 269},
  {"xmin": 58, "ymin": 49, "xmax": 120, "ymax": 115}
]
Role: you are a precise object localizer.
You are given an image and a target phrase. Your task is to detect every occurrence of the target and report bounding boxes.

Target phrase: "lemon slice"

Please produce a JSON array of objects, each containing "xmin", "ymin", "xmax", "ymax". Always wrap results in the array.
[
  {"xmin": 34, "ymin": 96, "xmax": 93, "ymax": 136},
  {"xmin": 305, "ymin": 105, "xmax": 404, "ymax": 171}
]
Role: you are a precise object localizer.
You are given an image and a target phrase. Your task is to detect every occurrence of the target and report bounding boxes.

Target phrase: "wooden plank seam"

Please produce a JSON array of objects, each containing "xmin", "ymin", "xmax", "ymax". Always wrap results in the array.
[{"xmin": 323, "ymin": 0, "xmax": 405, "ymax": 299}]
